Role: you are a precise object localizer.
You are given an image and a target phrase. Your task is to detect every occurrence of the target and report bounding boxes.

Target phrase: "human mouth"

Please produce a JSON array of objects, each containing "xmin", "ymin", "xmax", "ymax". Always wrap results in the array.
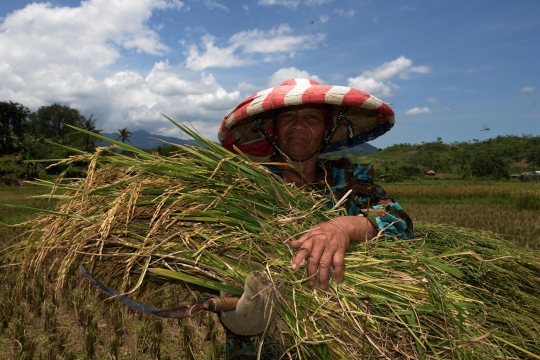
[{"xmin": 287, "ymin": 136, "xmax": 309, "ymax": 143}]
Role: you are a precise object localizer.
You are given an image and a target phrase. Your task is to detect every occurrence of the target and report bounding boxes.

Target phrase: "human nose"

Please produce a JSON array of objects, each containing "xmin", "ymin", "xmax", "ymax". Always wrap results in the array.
[{"xmin": 290, "ymin": 113, "xmax": 308, "ymax": 129}]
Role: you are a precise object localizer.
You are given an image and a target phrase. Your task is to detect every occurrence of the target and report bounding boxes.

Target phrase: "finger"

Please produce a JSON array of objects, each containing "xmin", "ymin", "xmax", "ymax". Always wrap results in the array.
[
  {"xmin": 291, "ymin": 227, "xmax": 322, "ymax": 248},
  {"xmin": 307, "ymin": 241, "xmax": 325, "ymax": 287},
  {"xmin": 290, "ymin": 233, "xmax": 308, "ymax": 248},
  {"xmin": 291, "ymin": 238, "xmax": 313, "ymax": 271},
  {"xmin": 317, "ymin": 249, "xmax": 333, "ymax": 289},
  {"xmin": 332, "ymin": 249, "xmax": 346, "ymax": 283}
]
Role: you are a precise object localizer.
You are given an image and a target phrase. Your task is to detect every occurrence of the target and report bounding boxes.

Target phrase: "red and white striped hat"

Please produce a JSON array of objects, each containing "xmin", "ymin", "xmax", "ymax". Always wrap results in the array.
[{"xmin": 218, "ymin": 79, "xmax": 395, "ymax": 161}]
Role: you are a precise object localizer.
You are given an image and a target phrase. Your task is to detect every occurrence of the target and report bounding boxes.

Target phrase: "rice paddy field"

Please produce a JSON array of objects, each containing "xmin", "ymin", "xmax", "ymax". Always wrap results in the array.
[
  {"xmin": 0, "ymin": 135, "xmax": 539, "ymax": 359},
  {"xmin": 383, "ymin": 180, "xmax": 540, "ymax": 249},
  {"xmin": 1, "ymin": 184, "xmax": 220, "ymax": 359}
]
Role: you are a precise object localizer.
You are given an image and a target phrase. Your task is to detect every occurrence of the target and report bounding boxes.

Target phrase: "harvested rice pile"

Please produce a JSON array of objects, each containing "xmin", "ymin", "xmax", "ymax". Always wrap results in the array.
[{"xmin": 7, "ymin": 122, "xmax": 540, "ymax": 359}]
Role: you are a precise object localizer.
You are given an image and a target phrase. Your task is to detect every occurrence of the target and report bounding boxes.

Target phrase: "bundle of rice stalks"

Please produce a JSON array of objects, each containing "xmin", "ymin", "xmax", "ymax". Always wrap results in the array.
[{"xmin": 5, "ymin": 120, "xmax": 540, "ymax": 359}]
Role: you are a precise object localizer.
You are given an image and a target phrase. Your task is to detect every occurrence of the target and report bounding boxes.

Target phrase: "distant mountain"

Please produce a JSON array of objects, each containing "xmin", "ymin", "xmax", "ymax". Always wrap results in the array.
[
  {"xmin": 324, "ymin": 143, "xmax": 379, "ymax": 156},
  {"xmin": 94, "ymin": 129, "xmax": 379, "ymax": 154},
  {"xmin": 95, "ymin": 129, "xmax": 201, "ymax": 150}
]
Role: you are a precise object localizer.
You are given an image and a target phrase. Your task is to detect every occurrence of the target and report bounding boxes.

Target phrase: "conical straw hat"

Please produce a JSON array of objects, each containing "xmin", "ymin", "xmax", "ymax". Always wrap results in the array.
[{"xmin": 218, "ymin": 78, "xmax": 395, "ymax": 161}]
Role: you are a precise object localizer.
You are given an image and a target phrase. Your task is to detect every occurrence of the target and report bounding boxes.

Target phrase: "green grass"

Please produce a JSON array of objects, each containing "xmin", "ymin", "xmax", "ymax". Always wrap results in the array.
[{"xmin": 0, "ymin": 184, "xmax": 59, "ymax": 244}]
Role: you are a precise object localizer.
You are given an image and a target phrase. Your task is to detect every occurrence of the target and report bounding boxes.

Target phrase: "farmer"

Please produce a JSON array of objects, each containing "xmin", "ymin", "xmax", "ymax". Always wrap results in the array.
[{"xmin": 217, "ymin": 79, "xmax": 413, "ymax": 358}]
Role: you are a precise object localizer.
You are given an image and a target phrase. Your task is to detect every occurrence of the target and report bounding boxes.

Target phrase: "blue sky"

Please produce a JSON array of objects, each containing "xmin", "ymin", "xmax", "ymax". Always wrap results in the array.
[{"xmin": 0, "ymin": 0, "xmax": 538, "ymax": 148}]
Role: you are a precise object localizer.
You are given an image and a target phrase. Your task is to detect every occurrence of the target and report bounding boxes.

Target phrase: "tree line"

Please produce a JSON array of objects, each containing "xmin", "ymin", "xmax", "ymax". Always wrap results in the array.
[
  {"xmin": 3, "ymin": 99, "xmax": 539, "ymax": 182},
  {"xmin": 374, "ymin": 135, "xmax": 540, "ymax": 180},
  {"xmin": 0, "ymin": 101, "xmax": 133, "ymax": 180}
]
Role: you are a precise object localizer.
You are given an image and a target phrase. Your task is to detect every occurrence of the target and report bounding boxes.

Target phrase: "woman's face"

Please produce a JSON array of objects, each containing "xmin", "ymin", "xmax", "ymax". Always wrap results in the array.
[{"xmin": 274, "ymin": 104, "xmax": 327, "ymax": 160}]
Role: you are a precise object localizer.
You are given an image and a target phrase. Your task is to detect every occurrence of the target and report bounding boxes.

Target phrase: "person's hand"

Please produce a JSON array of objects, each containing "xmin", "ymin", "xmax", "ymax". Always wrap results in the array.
[
  {"xmin": 220, "ymin": 271, "xmax": 283, "ymax": 336},
  {"xmin": 290, "ymin": 216, "xmax": 377, "ymax": 289}
]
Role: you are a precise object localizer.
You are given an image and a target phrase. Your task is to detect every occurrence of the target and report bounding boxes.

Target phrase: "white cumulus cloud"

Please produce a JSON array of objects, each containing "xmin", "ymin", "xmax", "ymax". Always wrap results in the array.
[
  {"xmin": 0, "ymin": 0, "xmax": 184, "ymax": 92},
  {"xmin": 184, "ymin": 35, "xmax": 251, "ymax": 71},
  {"xmin": 347, "ymin": 56, "xmax": 431, "ymax": 97},
  {"xmin": 347, "ymin": 76, "xmax": 399, "ymax": 98},
  {"xmin": 185, "ymin": 25, "xmax": 325, "ymax": 70},
  {"xmin": 102, "ymin": 62, "xmax": 241, "ymax": 138},
  {"xmin": 268, "ymin": 67, "xmax": 324, "ymax": 86},
  {"xmin": 367, "ymin": 56, "xmax": 431, "ymax": 80},
  {"xmin": 0, "ymin": 1, "xmax": 244, "ymax": 141},
  {"xmin": 234, "ymin": 81, "xmax": 260, "ymax": 94},
  {"xmin": 405, "ymin": 107, "xmax": 431, "ymax": 115},
  {"xmin": 232, "ymin": 25, "xmax": 324, "ymax": 53},
  {"xmin": 0, "ymin": 1, "xmax": 434, "ymax": 143}
]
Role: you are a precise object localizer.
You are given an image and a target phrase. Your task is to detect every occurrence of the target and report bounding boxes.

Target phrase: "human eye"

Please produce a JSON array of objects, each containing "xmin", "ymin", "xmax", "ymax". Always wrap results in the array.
[
  {"xmin": 307, "ymin": 113, "xmax": 323, "ymax": 122},
  {"xmin": 279, "ymin": 112, "xmax": 294, "ymax": 119}
]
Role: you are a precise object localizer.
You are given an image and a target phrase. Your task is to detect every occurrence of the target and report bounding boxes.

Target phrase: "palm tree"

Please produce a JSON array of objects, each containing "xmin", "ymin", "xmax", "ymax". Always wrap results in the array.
[
  {"xmin": 116, "ymin": 128, "xmax": 133, "ymax": 154},
  {"xmin": 116, "ymin": 128, "xmax": 133, "ymax": 143},
  {"xmin": 81, "ymin": 115, "xmax": 102, "ymax": 152}
]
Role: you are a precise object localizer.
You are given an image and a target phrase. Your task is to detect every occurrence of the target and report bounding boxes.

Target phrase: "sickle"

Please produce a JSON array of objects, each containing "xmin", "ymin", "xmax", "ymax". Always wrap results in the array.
[{"xmin": 79, "ymin": 264, "xmax": 239, "ymax": 318}]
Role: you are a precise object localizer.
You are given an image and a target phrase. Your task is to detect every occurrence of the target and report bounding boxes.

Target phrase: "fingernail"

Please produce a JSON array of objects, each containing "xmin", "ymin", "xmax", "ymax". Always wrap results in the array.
[{"xmin": 291, "ymin": 263, "xmax": 297, "ymax": 270}]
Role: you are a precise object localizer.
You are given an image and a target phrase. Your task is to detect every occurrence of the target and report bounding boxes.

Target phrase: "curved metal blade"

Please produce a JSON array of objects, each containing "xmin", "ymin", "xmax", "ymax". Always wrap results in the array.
[{"xmin": 79, "ymin": 264, "xmax": 207, "ymax": 318}]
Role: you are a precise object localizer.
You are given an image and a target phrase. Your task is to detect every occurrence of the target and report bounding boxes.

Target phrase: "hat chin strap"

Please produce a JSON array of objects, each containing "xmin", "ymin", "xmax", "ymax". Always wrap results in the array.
[{"xmin": 252, "ymin": 107, "xmax": 355, "ymax": 163}]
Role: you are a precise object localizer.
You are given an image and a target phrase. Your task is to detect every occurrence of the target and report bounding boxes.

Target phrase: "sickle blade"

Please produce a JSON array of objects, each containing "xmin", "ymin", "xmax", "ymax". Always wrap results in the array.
[{"xmin": 79, "ymin": 264, "xmax": 203, "ymax": 318}]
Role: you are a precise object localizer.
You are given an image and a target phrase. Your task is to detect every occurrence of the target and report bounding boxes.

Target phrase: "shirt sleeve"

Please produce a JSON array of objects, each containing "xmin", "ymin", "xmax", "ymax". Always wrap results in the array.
[
  {"xmin": 366, "ymin": 201, "xmax": 415, "ymax": 239},
  {"xmin": 326, "ymin": 159, "xmax": 414, "ymax": 239}
]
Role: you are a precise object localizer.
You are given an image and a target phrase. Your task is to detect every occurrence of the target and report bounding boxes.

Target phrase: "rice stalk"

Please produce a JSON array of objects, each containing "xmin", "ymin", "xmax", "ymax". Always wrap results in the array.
[{"xmin": 3, "ymin": 121, "xmax": 540, "ymax": 359}]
